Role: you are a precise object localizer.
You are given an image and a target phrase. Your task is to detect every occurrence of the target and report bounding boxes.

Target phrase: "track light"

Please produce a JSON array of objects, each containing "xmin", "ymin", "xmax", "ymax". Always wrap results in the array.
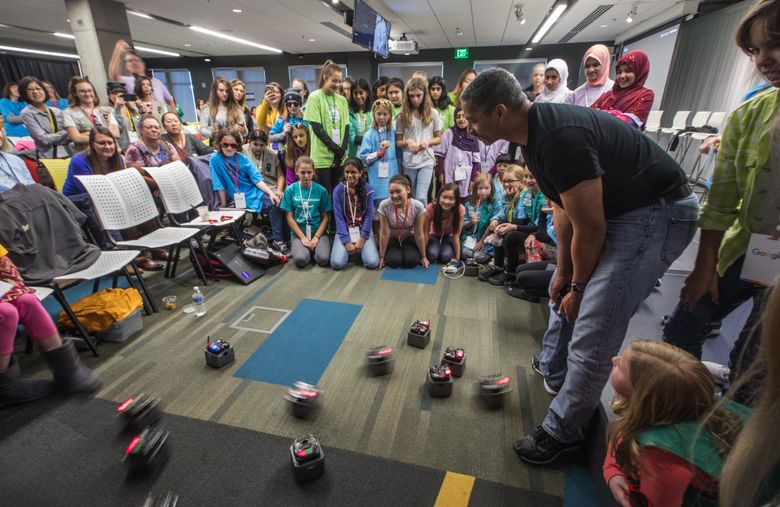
[
  {"xmin": 626, "ymin": 5, "xmax": 637, "ymax": 23},
  {"xmin": 515, "ymin": 5, "xmax": 526, "ymax": 24}
]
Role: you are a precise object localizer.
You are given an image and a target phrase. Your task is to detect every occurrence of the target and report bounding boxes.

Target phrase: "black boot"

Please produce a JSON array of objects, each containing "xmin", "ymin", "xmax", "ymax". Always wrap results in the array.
[
  {"xmin": 0, "ymin": 356, "xmax": 53, "ymax": 407},
  {"xmin": 41, "ymin": 339, "xmax": 101, "ymax": 394}
]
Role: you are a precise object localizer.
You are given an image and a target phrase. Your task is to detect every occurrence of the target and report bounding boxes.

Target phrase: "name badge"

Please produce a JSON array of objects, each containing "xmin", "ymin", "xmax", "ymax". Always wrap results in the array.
[
  {"xmin": 378, "ymin": 161, "xmax": 390, "ymax": 178},
  {"xmin": 464, "ymin": 236, "xmax": 477, "ymax": 250},
  {"xmin": 305, "ymin": 223, "xmax": 312, "ymax": 240},
  {"xmin": 741, "ymin": 233, "xmax": 780, "ymax": 286},
  {"xmin": 234, "ymin": 192, "xmax": 247, "ymax": 209},
  {"xmin": 128, "ymin": 131, "xmax": 139, "ymax": 143},
  {"xmin": 455, "ymin": 164, "xmax": 469, "ymax": 181},
  {"xmin": 480, "ymin": 162, "xmax": 492, "ymax": 173},
  {"xmin": 348, "ymin": 226, "xmax": 361, "ymax": 244},
  {"xmin": 331, "ymin": 128, "xmax": 341, "ymax": 143}
]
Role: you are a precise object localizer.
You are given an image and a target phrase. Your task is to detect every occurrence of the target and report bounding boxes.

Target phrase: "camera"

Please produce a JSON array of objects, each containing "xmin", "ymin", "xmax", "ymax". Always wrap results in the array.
[{"xmin": 122, "ymin": 93, "xmax": 137, "ymax": 102}]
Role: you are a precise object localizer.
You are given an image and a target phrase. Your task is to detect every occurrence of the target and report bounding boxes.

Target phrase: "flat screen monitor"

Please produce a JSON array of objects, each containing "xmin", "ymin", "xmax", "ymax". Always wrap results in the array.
[{"xmin": 352, "ymin": 0, "xmax": 391, "ymax": 58}]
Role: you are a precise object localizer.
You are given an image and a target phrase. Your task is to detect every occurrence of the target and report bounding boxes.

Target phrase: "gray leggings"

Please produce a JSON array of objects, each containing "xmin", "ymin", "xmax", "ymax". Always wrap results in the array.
[{"xmin": 291, "ymin": 236, "xmax": 332, "ymax": 268}]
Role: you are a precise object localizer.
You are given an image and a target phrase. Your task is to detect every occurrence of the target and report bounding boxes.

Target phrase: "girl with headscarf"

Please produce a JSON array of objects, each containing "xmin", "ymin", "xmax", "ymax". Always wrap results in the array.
[
  {"xmin": 591, "ymin": 50, "xmax": 654, "ymax": 129},
  {"xmin": 434, "ymin": 106, "xmax": 480, "ymax": 199},
  {"xmin": 534, "ymin": 59, "xmax": 572, "ymax": 104},
  {"xmin": 567, "ymin": 44, "xmax": 614, "ymax": 107}
]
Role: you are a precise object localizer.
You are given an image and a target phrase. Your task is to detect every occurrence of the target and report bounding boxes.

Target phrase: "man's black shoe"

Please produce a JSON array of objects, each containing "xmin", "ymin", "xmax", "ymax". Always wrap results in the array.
[
  {"xmin": 531, "ymin": 353, "xmax": 542, "ymax": 377},
  {"xmin": 513, "ymin": 426, "xmax": 581, "ymax": 465}
]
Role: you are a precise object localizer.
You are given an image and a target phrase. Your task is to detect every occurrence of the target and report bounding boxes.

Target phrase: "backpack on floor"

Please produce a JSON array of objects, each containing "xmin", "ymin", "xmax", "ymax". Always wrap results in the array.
[{"xmin": 58, "ymin": 288, "xmax": 143, "ymax": 333}]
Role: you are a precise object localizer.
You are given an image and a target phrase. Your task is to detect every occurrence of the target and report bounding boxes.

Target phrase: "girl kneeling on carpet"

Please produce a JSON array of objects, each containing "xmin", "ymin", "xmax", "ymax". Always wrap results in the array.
[
  {"xmin": 377, "ymin": 174, "xmax": 428, "ymax": 269},
  {"xmin": 604, "ymin": 340, "xmax": 751, "ymax": 507},
  {"xmin": 0, "ymin": 245, "xmax": 100, "ymax": 406},
  {"xmin": 422, "ymin": 183, "xmax": 465, "ymax": 264},
  {"xmin": 330, "ymin": 158, "xmax": 378, "ymax": 270},
  {"xmin": 280, "ymin": 156, "xmax": 332, "ymax": 268}
]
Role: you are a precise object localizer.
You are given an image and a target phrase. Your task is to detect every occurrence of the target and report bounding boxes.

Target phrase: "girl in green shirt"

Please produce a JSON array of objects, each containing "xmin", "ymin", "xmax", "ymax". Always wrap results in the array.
[{"xmin": 428, "ymin": 76, "xmax": 455, "ymax": 132}]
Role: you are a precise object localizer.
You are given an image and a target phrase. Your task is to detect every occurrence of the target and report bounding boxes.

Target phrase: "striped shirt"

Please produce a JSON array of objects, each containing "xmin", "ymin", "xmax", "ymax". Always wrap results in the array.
[{"xmin": 699, "ymin": 87, "xmax": 780, "ymax": 276}]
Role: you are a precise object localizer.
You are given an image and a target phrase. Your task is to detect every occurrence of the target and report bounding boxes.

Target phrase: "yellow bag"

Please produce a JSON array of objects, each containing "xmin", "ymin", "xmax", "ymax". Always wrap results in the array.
[{"xmin": 58, "ymin": 288, "xmax": 143, "ymax": 333}]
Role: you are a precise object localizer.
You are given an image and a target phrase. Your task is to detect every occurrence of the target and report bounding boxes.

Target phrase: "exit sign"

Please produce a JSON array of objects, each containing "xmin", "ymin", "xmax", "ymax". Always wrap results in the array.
[{"xmin": 454, "ymin": 48, "xmax": 469, "ymax": 59}]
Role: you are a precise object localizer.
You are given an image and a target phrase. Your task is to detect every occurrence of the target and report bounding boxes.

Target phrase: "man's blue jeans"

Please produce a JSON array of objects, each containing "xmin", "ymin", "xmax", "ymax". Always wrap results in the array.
[{"xmin": 538, "ymin": 194, "xmax": 699, "ymax": 444}]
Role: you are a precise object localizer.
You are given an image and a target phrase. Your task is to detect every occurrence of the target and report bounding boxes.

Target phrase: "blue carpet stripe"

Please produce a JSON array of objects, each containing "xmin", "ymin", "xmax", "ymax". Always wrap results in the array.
[
  {"xmin": 234, "ymin": 298, "xmax": 363, "ymax": 386},
  {"xmin": 380, "ymin": 265, "xmax": 440, "ymax": 285},
  {"xmin": 564, "ymin": 463, "xmax": 600, "ymax": 507}
]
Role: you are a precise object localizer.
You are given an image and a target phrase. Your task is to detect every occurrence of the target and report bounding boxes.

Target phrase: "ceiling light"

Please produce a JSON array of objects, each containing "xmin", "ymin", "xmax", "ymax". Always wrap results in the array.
[
  {"xmin": 204, "ymin": 58, "xmax": 211, "ymax": 62},
  {"xmin": 232, "ymin": 9, "xmax": 242, "ymax": 13},
  {"xmin": 0, "ymin": 45, "xmax": 79, "ymax": 59},
  {"xmin": 515, "ymin": 5, "xmax": 526, "ymax": 25},
  {"xmin": 600, "ymin": 24, "xmax": 608, "ymax": 28},
  {"xmin": 531, "ymin": 3, "xmax": 567, "ymax": 44},
  {"xmin": 308, "ymin": 38, "xmax": 316, "ymax": 42},
  {"xmin": 626, "ymin": 5, "xmax": 637, "ymax": 23},
  {"xmin": 128, "ymin": 10, "xmax": 153, "ymax": 20},
  {"xmin": 521, "ymin": 18, "xmax": 526, "ymax": 25},
  {"xmin": 134, "ymin": 45, "xmax": 180, "ymax": 57},
  {"xmin": 455, "ymin": 27, "xmax": 463, "ymax": 36},
  {"xmin": 184, "ymin": 43, "xmax": 191, "ymax": 47},
  {"xmin": 53, "ymin": 32, "xmax": 75, "ymax": 39},
  {"xmin": 331, "ymin": 0, "xmax": 339, "ymax": 4},
  {"xmin": 66, "ymin": 18, "xmax": 70, "ymax": 22},
  {"xmin": 525, "ymin": 47, "xmax": 533, "ymax": 51},
  {"xmin": 189, "ymin": 25, "xmax": 282, "ymax": 53}
]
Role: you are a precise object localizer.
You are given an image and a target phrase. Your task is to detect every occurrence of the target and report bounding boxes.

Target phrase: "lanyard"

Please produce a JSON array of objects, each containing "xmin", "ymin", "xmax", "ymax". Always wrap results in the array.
[
  {"xmin": 227, "ymin": 155, "xmax": 239, "ymax": 190},
  {"xmin": 326, "ymin": 93, "xmax": 338, "ymax": 124},
  {"xmin": 393, "ymin": 199, "xmax": 411, "ymax": 241},
  {"xmin": 46, "ymin": 107, "xmax": 56, "ymax": 132},
  {"xmin": 0, "ymin": 154, "xmax": 18, "ymax": 181},
  {"xmin": 507, "ymin": 193, "xmax": 520, "ymax": 222},
  {"xmin": 344, "ymin": 184, "xmax": 358, "ymax": 226},
  {"xmin": 126, "ymin": 108, "xmax": 135, "ymax": 131},
  {"xmin": 141, "ymin": 141, "xmax": 166, "ymax": 166},
  {"xmin": 376, "ymin": 126, "xmax": 388, "ymax": 144},
  {"xmin": 171, "ymin": 134, "xmax": 187, "ymax": 162},
  {"xmin": 298, "ymin": 183, "xmax": 313, "ymax": 223}
]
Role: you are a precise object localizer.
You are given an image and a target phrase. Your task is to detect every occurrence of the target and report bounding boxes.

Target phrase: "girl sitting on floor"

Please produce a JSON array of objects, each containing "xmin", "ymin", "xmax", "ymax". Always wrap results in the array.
[
  {"xmin": 423, "ymin": 183, "xmax": 465, "ymax": 264},
  {"xmin": 280, "ymin": 156, "xmax": 332, "ymax": 268},
  {"xmin": 478, "ymin": 164, "xmax": 525, "ymax": 283},
  {"xmin": 330, "ymin": 158, "xmax": 378, "ymax": 270},
  {"xmin": 461, "ymin": 173, "xmax": 500, "ymax": 264},
  {"xmin": 377, "ymin": 174, "xmax": 428, "ymax": 269},
  {"xmin": 604, "ymin": 340, "xmax": 751, "ymax": 507}
]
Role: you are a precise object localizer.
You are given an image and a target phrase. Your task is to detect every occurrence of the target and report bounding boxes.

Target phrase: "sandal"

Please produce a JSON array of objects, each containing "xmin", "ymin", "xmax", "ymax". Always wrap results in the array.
[{"xmin": 136, "ymin": 256, "xmax": 163, "ymax": 271}]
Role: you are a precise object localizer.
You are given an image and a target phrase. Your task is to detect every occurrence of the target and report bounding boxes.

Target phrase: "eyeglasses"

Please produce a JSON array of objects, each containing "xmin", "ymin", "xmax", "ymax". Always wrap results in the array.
[
  {"xmin": 94, "ymin": 141, "xmax": 115, "ymax": 147},
  {"xmin": 286, "ymin": 102, "xmax": 301, "ymax": 107},
  {"xmin": 502, "ymin": 179, "xmax": 521, "ymax": 185},
  {"xmin": 221, "ymin": 143, "xmax": 239, "ymax": 149},
  {"xmin": 27, "ymin": 87, "xmax": 45, "ymax": 93}
]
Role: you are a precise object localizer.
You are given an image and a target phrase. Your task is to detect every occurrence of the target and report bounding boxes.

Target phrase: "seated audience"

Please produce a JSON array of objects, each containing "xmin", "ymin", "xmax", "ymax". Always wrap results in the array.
[
  {"xmin": 434, "ymin": 106, "xmax": 480, "ymax": 199},
  {"xmin": 491, "ymin": 153, "xmax": 512, "ymax": 200},
  {"xmin": 591, "ymin": 50, "xmax": 654, "ymax": 129},
  {"xmin": 566, "ymin": 44, "xmax": 614, "ymax": 107},
  {"xmin": 0, "ymin": 119, "xmax": 34, "ymax": 192},
  {"xmin": 330, "ymin": 158, "xmax": 378, "ymax": 270},
  {"xmin": 63, "ymin": 76, "xmax": 120, "ymax": 152},
  {"xmin": 19, "ymin": 76, "xmax": 69, "ymax": 158},
  {"xmin": 131, "ymin": 75, "xmax": 167, "ymax": 121},
  {"xmin": 461, "ymin": 174, "xmax": 500, "ymax": 264},
  {"xmin": 423, "ymin": 183, "xmax": 465, "ymax": 264},
  {"xmin": 161, "ymin": 112, "xmax": 211, "ymax": 160},
  {"xmin": 43, "ymin": 80, "xmax": 69, "ymax": 111},
  {"xmin": 108, "ymin": 40, "xmax": 176, "ymax": 112},
  {"xmin": 125, "ymin": 115, "xmax": 180, "ymax": 185},
  {"xmin": 106, "ymin": 81, "xmax": 139, "ymax": 152},
  {"xmin": 280, "ymin": 156, "xmax": 332, "ymax": 268},
  {"xmin": 534, "ymin": 59, "xmax": 572, "ymax": 104},
  {"xmin": 0, "ymin": 246, "xmax": 100, "ymax": 406},
  {"xmin": 0, "ymin": 82, "xmax": 29, "ymax": 137},
  {"xmin": 377, "ymin": 174, "xmax": 428, "ymax": 269}
]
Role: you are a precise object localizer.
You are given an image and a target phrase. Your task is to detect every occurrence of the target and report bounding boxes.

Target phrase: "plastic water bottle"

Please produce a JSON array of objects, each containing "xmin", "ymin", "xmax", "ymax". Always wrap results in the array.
[{"xmin": 192, "ymin": 286, "xmax": 206, "ymax": 317}]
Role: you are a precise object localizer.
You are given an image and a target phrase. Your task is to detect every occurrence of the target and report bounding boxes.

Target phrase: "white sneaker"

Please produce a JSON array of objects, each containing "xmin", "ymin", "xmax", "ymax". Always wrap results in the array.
[{"xmin": 701, "ymin": 361, "xmax": 730, "ymax": 386}]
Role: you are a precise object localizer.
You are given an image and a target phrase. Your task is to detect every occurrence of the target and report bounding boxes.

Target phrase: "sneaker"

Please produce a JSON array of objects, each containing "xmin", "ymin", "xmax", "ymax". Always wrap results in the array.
[
  {"xmin": 272, "ymin": 240, "xmax": 291, "ymax": 257},
  {"xmin": 543, "ymin": 378, "xmax": 560, "ymax": 396},
  {"xmin": 661, "ymin": 315, "xmax": 722, "ymax": 339},
  {"xmin": 701, "ymin": 361, "xmax": 731, "ymax": 386},
  {"xmin": 488, "ymin": 271, "xmax": 510, "ymax": 286},
  {"xmin": 478, "ymin": 265, "xmax": 502, "ymax": 282},
  {"xmin": 505, "ymin": 285, "xmax": 541, "ymax": 302},
  {"xmin": 531, "ymin": 353, "xmax": 543, "ymax": 377},
  {"xmin": 513, "ymin": 426, "xmax": 581, "ymax": 465}
]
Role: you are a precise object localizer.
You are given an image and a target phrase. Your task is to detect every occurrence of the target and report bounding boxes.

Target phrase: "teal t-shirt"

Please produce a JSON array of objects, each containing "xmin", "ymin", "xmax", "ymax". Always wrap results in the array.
[
  {"xmin": 348, "ymin": 110, "xmax": 372, "ymax": 158},
  {"xmin": 303, "ymin": 89, "xmax": 350, "ymax": 169},
  {"xmin": 280, "ymin": 181, "xmax": 333, "ymax": 237}
]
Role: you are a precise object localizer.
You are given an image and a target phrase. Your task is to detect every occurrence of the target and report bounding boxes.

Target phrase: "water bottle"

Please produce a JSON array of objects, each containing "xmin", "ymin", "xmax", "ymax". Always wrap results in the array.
[{"xmin": 192, "ymin": 286, "xmax": 206, "ymax": 317}]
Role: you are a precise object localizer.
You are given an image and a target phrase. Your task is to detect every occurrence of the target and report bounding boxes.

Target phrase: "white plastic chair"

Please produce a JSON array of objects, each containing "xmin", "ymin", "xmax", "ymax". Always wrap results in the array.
[
  {"xmin": 644, "ymin": 110, "xmax": 663, "ymax": 140},
  {"xmin": 661, "ymin": 111, "xmax": 690, "ymax": 135},
  {"xmin": 688, "ymin": 112, "xmax": 728, "ymax": 186},
  {"xmin": 676, "ymin": 111, "xmax": 712, "ymax": 163},
  {"xmin": 76, "ymin": 169, "xmax": 211, "ymax": 285}
]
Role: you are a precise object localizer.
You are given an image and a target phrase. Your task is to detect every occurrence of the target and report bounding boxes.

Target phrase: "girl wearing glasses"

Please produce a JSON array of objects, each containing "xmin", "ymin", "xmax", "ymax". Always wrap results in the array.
[
  {"xmin": 209, "ymin": 128, "xmax": 279, "ymax": 213},
  {"xmin": 19, "ymin": 76, "xmax": 70, "ymax": 159},
  {"xmin": 269, "ymin": 88, "xmax": 308, "ymax": 147}
]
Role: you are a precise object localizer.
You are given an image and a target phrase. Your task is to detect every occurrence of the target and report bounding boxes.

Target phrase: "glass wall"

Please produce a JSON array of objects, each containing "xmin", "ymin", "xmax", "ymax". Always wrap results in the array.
[
  {"xmin": 211, "ymin": 67, "xmax": 267, "ymax": 107},
  {"xmin": 150, "ymin": 69, "xmax": 197, "ymax": 123},
  {"xmin": 377, "ymin": 62, "xmax": 443, "ymax": 82},
  {"xmin": 473, "ymin": 59, "xmax": 546, "ymax": 89},
  {"xmin": 288, "ymin": 64, "xmax": 348, "ymax": 94}
]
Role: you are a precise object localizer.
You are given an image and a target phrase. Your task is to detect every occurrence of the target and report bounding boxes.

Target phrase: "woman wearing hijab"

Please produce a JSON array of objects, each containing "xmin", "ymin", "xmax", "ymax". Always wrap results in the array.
[
  {"xmin": 567, "ymin": 44, "xmax": 614, "ymax": 107},
  {"xmin": 534, "ymin": 59, "xmax": 572, "ymax": 104},
  {"xmin": 591, "ymin": 50, "xmax": 654, "ymax": 129},
  {"xmin": 434, "ymin": 106, "xmax": 480, "ymax": 200}
]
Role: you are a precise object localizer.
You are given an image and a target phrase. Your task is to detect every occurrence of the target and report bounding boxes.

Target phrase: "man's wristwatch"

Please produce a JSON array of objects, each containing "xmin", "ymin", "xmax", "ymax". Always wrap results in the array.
[{"xmin": 571, "ymin": 282, "xmax": 587, "ymax": 294}]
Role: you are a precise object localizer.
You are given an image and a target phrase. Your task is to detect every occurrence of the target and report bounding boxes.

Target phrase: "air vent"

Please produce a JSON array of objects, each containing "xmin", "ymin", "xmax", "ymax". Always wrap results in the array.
[
  {"xmin": 321, "ymin": 21, "xmax": 351, "ymax": 39},
  {"xmin": 558, "ymin": 4, "xmax": 613, "ymax": 43}
]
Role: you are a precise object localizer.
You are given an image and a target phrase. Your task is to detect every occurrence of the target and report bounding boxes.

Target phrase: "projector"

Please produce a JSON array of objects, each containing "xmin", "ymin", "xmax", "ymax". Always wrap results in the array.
[{"xmin": 389, "ymin": 39, "xmax": 419, "ymax": 55}]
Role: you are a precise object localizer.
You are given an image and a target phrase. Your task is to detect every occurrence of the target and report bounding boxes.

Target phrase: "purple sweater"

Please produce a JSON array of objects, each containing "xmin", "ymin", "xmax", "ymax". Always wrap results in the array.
[{"xmin": 332, "ymin": 182, "xmax": 375, "ymax": 245}]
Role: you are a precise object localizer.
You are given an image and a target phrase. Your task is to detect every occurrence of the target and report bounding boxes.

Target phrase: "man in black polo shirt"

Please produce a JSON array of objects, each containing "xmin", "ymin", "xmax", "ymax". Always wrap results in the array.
[{"xmin": 461, "ymin": 68, "xmax": 699, "ymax": 464}]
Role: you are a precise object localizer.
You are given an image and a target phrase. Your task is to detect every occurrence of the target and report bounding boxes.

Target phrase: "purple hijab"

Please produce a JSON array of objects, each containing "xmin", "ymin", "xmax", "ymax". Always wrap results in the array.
[{"xmin": 451, "ymin": 106, "xmax": 480, "ymax": 152}]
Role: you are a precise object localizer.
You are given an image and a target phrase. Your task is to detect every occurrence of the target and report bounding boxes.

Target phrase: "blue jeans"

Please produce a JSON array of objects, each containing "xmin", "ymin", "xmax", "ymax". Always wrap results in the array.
[
  {"xmin": 261, "ymin": 193, "xmax": 285, "ymax": 242},
  {"xmin": 539, "ymin": 194, "xmax": 699, "ymax": 444},
  {"xmin": 330, "ymin": 233, "xmax": 380, "ymax": 270},
  {"xmin": 405, "ymin": 165, "xmax": 433, "ymax": 204}
]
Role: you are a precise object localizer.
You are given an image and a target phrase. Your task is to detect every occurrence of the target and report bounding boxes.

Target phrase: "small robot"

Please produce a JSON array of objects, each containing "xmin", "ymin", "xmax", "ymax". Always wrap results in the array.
[
  {"xmin": 123, "ymin": 425, "xmax": 171, "ymax": 474},
  {"xmin": 285, "ymin": 381, "xmax": 322, "ymax": 419},
  {"xmin": 367, "ymin": 346, "xmax": 395, "ymax": 376},
  {"xmin": 116, "ymin": 394, "xmax": 162, "ymax": 433},
  {"xmin": 478, "ymin": 375, "xmax": 512, "ymax": 408},
  {"xmin": 442, "ymin": 346, "xmax": 466, "ymax": 377},
  {"xmin": 426, "ymin": 363, "xmax": 453, "ymax": 397},
  {"xmin": 408, "ymin": 320, "xmax": 431, "ymax": 348},
  {"xmin": 290, "ymin": 434, "xmax": 325, "ymax": 483},
  {"xmin": 205, "ymin": 337, "xmax": 235, "ymax": 369}
]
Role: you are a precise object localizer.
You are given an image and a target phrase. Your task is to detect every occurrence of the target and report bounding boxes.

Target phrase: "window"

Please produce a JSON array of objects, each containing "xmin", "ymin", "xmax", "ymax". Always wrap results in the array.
[
  {"xmin": 473, "ymin": 59, "xmax": 546, "ymax": 89},
  {"xmin": 150, "ymin": 69, "xmax": 197, "ymax": 123},
  {"xmin": 377, "ymin": 62, "xmax": 443, "ymax": 82},
  {"xmin": 288, "ymin": 64, "xmax": 348, "ymax": 94},
  {"xmin": 211, "ymin": 67, "xmax": 267, "ymax": 108}
]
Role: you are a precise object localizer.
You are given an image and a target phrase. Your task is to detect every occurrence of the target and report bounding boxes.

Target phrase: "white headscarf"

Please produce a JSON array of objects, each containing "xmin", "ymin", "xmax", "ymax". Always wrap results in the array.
[{"xmin": 535, "ymin": 59, "xmax": 571, "ymax": 104}]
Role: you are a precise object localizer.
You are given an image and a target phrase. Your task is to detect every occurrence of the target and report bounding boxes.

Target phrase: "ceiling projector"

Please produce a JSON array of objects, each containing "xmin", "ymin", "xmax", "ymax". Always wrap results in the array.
[{"xmin": 389, "ymin": 39, "xmax": 419, "ymax": 55}]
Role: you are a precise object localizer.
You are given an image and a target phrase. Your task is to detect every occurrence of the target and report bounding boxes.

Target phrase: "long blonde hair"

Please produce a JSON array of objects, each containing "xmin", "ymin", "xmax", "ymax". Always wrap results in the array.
[
  {"xmin": 208, "ymin": 76, "xmax": 243, "ymax": 127},
  {"xmin": 230, "ymin": 79, "xmax": 247, "ymax": 109},
  {"xmin": 451, "ymin": 69, "xmax": 477, "ymax": 108},
  {"xmin": 398, "ymin": 77, "xmax": 433, "ymax": 131},
  {"xmin": 719, "ymin": 282, "xmax": 780, "ymax": 506},
  {"xmin": 608, "ymin": 340, "xmax": 741, "ymax": 477}
]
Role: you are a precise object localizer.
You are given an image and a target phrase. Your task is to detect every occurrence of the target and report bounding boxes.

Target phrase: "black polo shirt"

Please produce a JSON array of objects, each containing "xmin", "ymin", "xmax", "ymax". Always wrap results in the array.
[{"xmin": 521, "ymin": 103, "xmax": 686, "ymax": 218}]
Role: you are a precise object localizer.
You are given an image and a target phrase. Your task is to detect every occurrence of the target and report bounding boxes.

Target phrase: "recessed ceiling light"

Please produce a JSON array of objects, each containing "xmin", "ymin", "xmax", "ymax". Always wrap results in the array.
[
  {"xmin": 204, "ymin": 58, "xmax": 211, "ymax": 62},
  {"xmin": 331, "ymin": 0, "xmax": 339, "ymax": 4},
  {"xmin": 525, "ymin": 47, "xmax": 533, "ymax": 51},
  {"xmin": 189, "ymin": 25, "xmax": 282, "ymax": 53},
  {"xmin": 0, "ymin": 44, "xmax": 79, "ymax": 59},
  {"xmin": 308, "ymin": 38, "xmax": 316, "ymax": 42},
  {"xmin": 128, "ymin": 10, "xmax": 153, "ymax": 20},
  {"xmin": 184, "ymin": 43, "xmax": 191, "ymax": 47},
  {"xmin": 66, "ymin": 18, "xmax": 70, "ymax": 22},
  {"xmin": 53, "ymin": 32, "xmax": 75, "ymax": 39},
  {"xmin": 520, "ymin": 18, "xmax": 526, "ymax": 25},
  {"xmin": 134, "ymin": 45, "xmax": 180, "ymax": 57},
  {"xmin": 232, "ymin": 8, "xmax": 242, "ymax": 13},
  {"xmin": 600, "ymin": 24, "xmax": 608, "ymax": 28}
]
